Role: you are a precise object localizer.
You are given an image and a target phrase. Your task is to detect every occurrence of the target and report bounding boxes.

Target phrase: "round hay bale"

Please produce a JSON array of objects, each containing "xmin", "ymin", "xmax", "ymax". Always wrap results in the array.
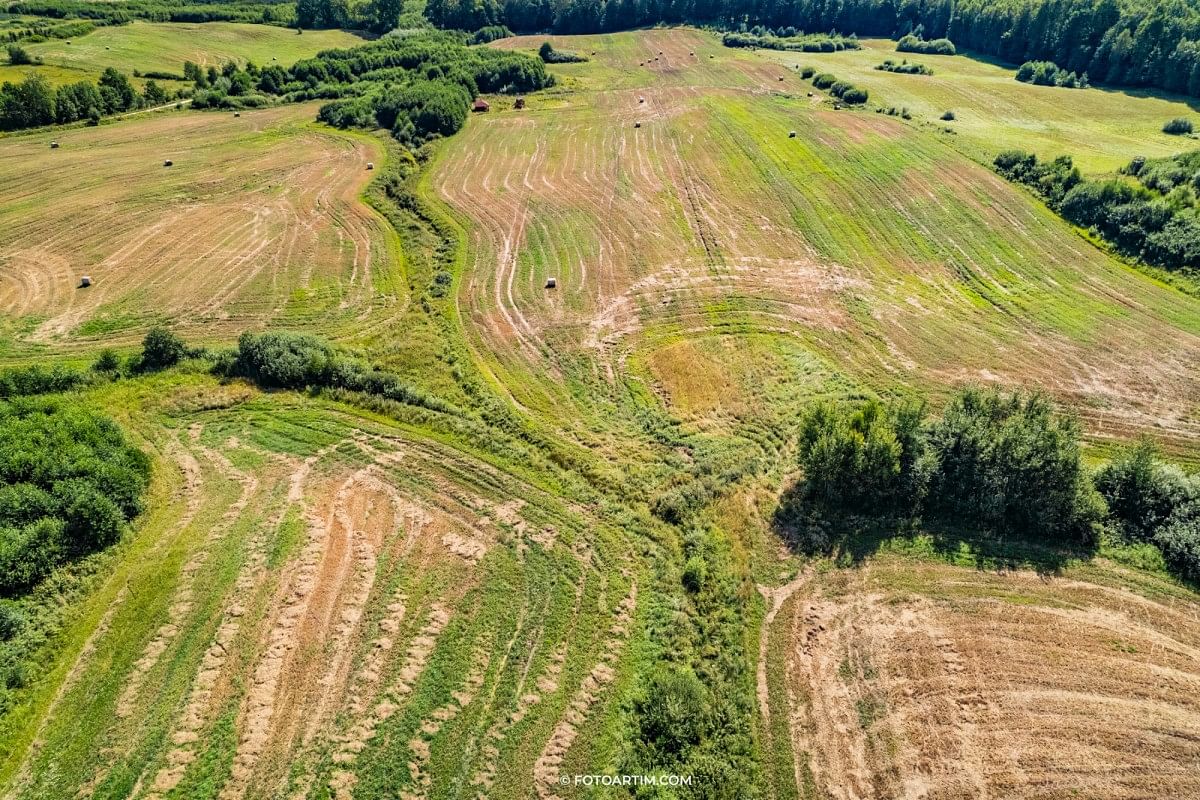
[
  {"xmin": 79, "ymin": 275, "xmax": 92, "ymax": 288},
  {"xmin": 634, "ymin": 122, "xmax": 641, "ymax": 128},
  {"xmin": 163, "ymin": 159, "xmax": 173, "ymax": 167},
  {"xmin": 234, "ymin": 111, "xmax": 240, "ymax": 117},
  {"xmin": 50, "ymin": 140, "xmax": 59, "ymax": 149},
  {"xmin": 788, "ymin": 130, "xmax": 797, "ymax": 138},
  {"xmin": 366, "ymin": 162, "xmax": 374, "ymax": 170}
]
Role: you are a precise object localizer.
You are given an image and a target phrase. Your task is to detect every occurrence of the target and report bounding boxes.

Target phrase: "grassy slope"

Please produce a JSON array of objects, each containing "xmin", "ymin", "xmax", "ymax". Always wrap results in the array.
[
  {"xmin": 444, "ymin": 29, "xmax": 1200, "ymax": 460},
  {"xmin": 0, "ymin": 103, "xmax": 402, "ymax": 356},
  {"xmin": 0, "ymin": 24, "xmax": 1197, "ymax": 800},
  {"xmin": 759, "ymin": 38, "xmax": 1200, "ymax": 174},
  {"xmin": 0, "ymin": 21, "xmax": 365, "ymax": 86}
]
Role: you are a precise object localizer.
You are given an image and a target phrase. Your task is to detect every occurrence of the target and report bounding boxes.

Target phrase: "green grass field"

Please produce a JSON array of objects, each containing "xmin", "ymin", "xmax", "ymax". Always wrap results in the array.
[
  {"xmin": 758, "ymin": 38, "xmax": 1200, "ymax": 174},
  {"xmin": 0, "ymin": 21, "xmax": 365, "ymax": 86},
  {"xmin": 0, "ymin": 24, "xmax": 1198, "ymax": 800}
]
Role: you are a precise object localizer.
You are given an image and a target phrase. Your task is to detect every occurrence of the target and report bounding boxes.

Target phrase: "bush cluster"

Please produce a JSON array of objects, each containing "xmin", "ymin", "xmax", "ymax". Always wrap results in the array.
[
  {"xmin": 721, "ymin": 29, "xmax": 859, "ymax": 52},
  {"xmin": 469, "ymin": 24, "xmax": 512, "ymax": 44},
  {"xmin": 221, "ymin": 330, "xmax": 456, "ymax": 414},
  {"xmin": 1016, "ymin": 60, "xmax": 1089, "ymax": 88},
  {"xmin": 876, "ymin": 58, "xmax": 931, "ymax": 75},
  {"xmin": 538, "ymin": 41, "xmax": 586, "ymax": 63},
  {"xmin": 896, "ymin": 34, "xmax": 955, "ymax": 55},
  {"xmin": 302, "ymin": 31, "xmax": 551, "ymax": 145},
  {"xmin": 811, "ymin": 72, "xmax": 867, "ymax": 104},
  {"xmin": 0, "ymin": 397, "xmax": 150, "ymax": 595}
]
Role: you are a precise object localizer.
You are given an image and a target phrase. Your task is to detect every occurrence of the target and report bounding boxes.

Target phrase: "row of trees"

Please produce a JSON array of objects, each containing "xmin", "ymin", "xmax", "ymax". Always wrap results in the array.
[
  {"xmin": 426, "ymin": 0, "xmax": 1200, "ymax": 100},
  {"xmin": 995, "ymin": 149, "xmax": 1200, "ymax": 272},
  {"xmin": 787, "ymin": 389, "xmax": 1200, "ymax": 582},
  {"xmin": 0, "ymin": 67, "xmax": 173, "ymax": 131},
  {"xmin": 10, "ymin": 0, "xmax": 295, "ymax": 26},
  {"xmin": 792, "ymin": 389, "xmax": 1104, "ymax": 544}
]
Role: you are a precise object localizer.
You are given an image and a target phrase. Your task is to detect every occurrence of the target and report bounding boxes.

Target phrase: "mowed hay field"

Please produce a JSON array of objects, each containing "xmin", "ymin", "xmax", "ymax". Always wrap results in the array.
[
  {"xmin": 0, "ymin": 22, "xmax": 366, "ymax": 87},
  {"xmin": 439, "ymin": 29, "xmax": 1200, "ymax": 455},
  {"xmin": 3, "ymin": 24, "xmax": 1200, "ymax": 800},
  {"xmin": 756, "ymin": 553, "xmax": 1200, "ymax": 800},
  {"xmin": 761, "ymin": 38, "xmax": 1200, "ymax": 174},
  {"xmin": 0, "ymin": 383, "xmax": 638, "ymax": 800},
  {"xmin": 0, "ymin": 104, "xmax": 403, "ymax": 353}
]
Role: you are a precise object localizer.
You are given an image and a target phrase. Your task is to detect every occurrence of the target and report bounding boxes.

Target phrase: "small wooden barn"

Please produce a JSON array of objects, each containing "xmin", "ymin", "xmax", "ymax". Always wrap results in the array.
[{"xmin": 472, "ymin": 98, "xmax": 490, "ymax": 113}]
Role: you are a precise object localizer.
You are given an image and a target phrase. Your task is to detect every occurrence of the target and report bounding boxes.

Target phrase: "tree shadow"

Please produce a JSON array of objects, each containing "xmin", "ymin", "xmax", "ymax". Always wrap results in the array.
[{"xmin": 771, "ymin": 496, "xmax": 1092, "ymax": 577}]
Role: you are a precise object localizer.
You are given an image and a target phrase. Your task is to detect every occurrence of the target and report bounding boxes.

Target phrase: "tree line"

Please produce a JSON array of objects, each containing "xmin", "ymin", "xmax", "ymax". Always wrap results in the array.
[
  {"xmin": 9, "ymin": 0, "xmax": 297, "ymax": 26},
  {"xmin": 995, "ymin": 149, "xmax": 1200, "ymax": 273},
  {"xmin": 426, "ymin": 0, "xmax": 1200, "ymax": 101},
  {"xmin": 781, "ymin": 388, "xmax": 1199, "ymax": 584},
  {"xmin": 0, "ymin": 66, "xmax": 176, "ymax": 131}
]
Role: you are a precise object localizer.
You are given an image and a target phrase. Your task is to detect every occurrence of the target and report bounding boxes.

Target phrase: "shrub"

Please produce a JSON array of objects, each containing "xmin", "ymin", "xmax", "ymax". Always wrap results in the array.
[
  {"xmin": 469, "ymin": 25, "xmax": 512, "ymax": 44},
  {"xmin": 538, "ymin": 41, "xmax": 586, "ymax": 63},
  {"xmin": 138, "ymin": 326, "xmax": 187, "ymax": 371},
  {"xmin": 225, "ymin": 331, "xmax": 455, "ymax": 414},
  {"xmin": 876, "ymin": 58, "xmax": 931, "ymax": 75},
  {"xmin": 92, "ymin": 349, "xmax": 121, "ymax": 373},
  {"xmin": 1154, "ymin": 503, "xmax": 1200, "ymax": 581},
  {"xmin": 1163, "ymin": 118, "xmax": 1194, "ymax": 135},
  {"xmin": 841, "ymin": 87, "xmax": 868, "ymax": 104},
  {"xmin": 633, "ymin": 667, "xmax": 707, "ymax": 759},
  {"xmin": 1015, "ymin": 60, "xmax": 1087, "ymax": 88},
  {"xmin": 940, "ymin": 110, "xmax": 955, "ymax": 120},
  {"xmin": 799, "ymin": 65, "xmax": 815, "ymax": 78},
  {"xmin": 812, "ymin": 72, "xmax": 836, "ymax": 90},
  {"xmin": 0, "ymin": 364, "xmax": 89, "ymax": 398},
  {"xmin": 5, "ymin": 45, "xmax": 36, "ymax": 65}
]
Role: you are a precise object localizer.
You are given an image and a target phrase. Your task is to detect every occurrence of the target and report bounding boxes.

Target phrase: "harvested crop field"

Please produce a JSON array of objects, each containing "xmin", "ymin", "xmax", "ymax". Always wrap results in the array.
[
  {"xmin": 436, "ymin": 29, "xmax": 1200, "ymax": 452},
  {"xmin": 756, "ymin": 553, "xmax": 1200, "ymax": 800},
  {"xmin": 0, "ymin": 104, "xmax": 402, "ymax": 351},
  {"xmin": 1, "ymin": 390, "xmax": 637, "ymax": 800}
]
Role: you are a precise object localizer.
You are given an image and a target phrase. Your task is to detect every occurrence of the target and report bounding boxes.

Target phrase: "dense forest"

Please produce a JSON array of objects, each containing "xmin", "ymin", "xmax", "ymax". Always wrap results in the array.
[{"xmin": 425, "ymin": 0, "xmax": 1200, "ymax": 100}]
